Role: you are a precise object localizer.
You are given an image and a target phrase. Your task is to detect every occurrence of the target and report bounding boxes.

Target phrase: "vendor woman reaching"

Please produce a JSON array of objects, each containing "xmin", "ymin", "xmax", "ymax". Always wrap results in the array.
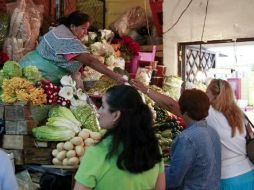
[{"xmin": 20, "ymin": 10, "xmax": 126, "ymax": 88}]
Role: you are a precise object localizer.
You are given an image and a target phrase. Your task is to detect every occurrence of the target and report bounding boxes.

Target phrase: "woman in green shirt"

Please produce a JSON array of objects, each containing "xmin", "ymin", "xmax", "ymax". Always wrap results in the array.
[{"xmin": 74, "ymin": 85, "xmax": 165, "ymax": 190}]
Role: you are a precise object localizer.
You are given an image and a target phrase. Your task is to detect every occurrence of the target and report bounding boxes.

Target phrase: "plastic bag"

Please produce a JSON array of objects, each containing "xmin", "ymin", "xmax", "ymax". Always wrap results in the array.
[
  {"xmin": 3, "ymin": 0, "xmax": 43, "ymax": 61},
  {"xmin": 110, "ymin": 6, "xmax": 147, "ymax": 36},
  {"xmin": 0, "ymin": 1, "xmax": 9, "ymax": 50},
  {"xmin": 16, "ymin": 170, "xmax": 35, "ymax": 190},
  {"xmin": 19, "ymin": 51, "xmax": 68, "ymax": 85}
]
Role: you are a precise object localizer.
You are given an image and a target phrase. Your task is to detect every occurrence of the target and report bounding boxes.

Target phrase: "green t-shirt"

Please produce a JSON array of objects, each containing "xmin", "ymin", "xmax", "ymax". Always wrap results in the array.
[{"xmin": 75, "ymin": 136, "xmax": 164, "ymax": 190}]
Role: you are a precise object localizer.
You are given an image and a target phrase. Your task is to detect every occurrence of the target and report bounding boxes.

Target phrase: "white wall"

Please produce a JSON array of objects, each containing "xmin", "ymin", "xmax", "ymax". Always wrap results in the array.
[{"xmin": 163, "ymin": 0, "xmax": 254, "ymax": 75}]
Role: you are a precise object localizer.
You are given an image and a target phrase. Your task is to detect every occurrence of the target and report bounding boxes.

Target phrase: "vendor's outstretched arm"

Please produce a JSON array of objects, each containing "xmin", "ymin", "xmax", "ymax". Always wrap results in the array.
[
  {"xmin": 75, "ymin": 53, "xmax": 126, "ymax": 84},
  {"xmin": 132, "ymin": 79, "xmax": 181, "ymax": 116}
]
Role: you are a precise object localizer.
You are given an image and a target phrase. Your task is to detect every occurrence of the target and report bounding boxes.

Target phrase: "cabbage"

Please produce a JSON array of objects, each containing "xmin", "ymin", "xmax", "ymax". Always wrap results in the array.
[
  {"xmin": 23, "ymin": 66, "xmax": 42, "ymax": 83},
  {"xmin": 3, "ymin": 61, "xmax": 22, "ymax": 79},
  {"xmin": 32, "ymin": 125, "xmax": 75, "ymax": 141}
]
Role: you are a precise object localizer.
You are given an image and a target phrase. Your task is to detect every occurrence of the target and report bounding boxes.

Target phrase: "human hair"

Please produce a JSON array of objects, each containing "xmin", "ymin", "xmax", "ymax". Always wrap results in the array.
[
  {"xmin": 58, "ymin": 10, "xmax": 90, "ymax": 28},
  {"xmin": 207, "ymin": 79, "xmax": 244, "ymax": 136},
  {"xmin": 100, "ymin": 85, "xmax": 162, "ymax": 174},
  {"xmin": 179, "ymin": 89, "xmax": 210, "ymax": 121}
]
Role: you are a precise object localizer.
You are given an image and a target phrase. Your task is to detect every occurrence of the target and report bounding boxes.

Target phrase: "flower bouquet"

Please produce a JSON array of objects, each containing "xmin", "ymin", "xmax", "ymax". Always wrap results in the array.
[
  {"xmin": 118, "ymin": 36, "xmax": 140, "ymax": 61},
  {"xmin": 112, "ymin": 36, "xmax": 140, "ymax": 73}
]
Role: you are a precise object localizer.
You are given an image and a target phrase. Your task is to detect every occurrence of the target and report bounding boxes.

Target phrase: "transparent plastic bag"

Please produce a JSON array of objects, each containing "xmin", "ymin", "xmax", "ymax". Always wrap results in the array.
[
  {"xmin": 0, "ymin": 12, "xmax": 10, "ymax": 50},
  {"xmin": 3, "ymin": 0, "xmax": 43, "ymax": 61},
  {"xmin": 110, "ymin": 6, "xmax": 147, "ymax": 36},
  {"xmin": 16, "ymin": 170, "xmax": 35, "ymax": 190}
]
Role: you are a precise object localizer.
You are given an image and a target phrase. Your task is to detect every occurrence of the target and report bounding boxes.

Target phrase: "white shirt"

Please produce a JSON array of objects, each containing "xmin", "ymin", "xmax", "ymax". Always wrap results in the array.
[{"xmin": 206, "ymin": 106, "xmax": 254, "ymax": 179}]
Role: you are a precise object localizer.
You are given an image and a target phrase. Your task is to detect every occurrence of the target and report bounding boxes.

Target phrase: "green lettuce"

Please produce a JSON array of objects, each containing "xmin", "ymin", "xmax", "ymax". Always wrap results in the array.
[
  {"xmin": 23, "ymin": 66, "xmax": 42, "ymax": 83},
  {"xmin": 3, "ymin": 61, "xmax": 22, "ymax": 78},
  {"xmin": 32, "ymin": 125, "xmax": 75, "ymax": 141}
]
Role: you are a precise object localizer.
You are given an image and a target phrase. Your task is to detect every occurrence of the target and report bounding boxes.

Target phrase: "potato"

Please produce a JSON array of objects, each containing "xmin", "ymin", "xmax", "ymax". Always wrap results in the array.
[
  {"xmin": 63, "ymin": 141, "xmax": 74, "ymax": 150},
  {"xmin": 78, "ymin": 130, "xmax": 90, "ymax": 140},
  {"xmin": 90, "ymin": 132, "xmax": 102, "ymax": 140},
  {"xmin": 75, "ymin": 145, "xmax": 85, "ymax": 157},
  {"xmin": 66, "ymin": 150, "xmax": 76, "ymax": 158},
  {"xmin": 70, "ymin": 137, "xmax": 83, "ymax": 146},
  {"xmin": 56, "ymin": 142, "xmax": 64, "ymax": 151},
  {"xmin": 56, "ymin": 150, "xmax": 67, "ymax": 161},
  {"xmin": 52, "ymin": 149, "xmax": 59, "ymax": 157},
  {"xmin": 84, "ymin": 138, "xmax": 95, "ymax": 146},
  {"xmin": 52, "ymin": 158, "xmax": 62, "ymax": 165},
  {"xmin": 68, "ymin": 157, "xmax": 79, "ymax": 166},
  {"xmin": 62, "ymin": 158, "xmax": 69, "ymax": 166}
]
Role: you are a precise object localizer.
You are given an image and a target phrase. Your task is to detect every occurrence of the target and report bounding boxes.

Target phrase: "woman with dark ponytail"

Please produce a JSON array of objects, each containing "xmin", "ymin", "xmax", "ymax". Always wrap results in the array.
[
  {"xmin": 74, "ymin": 85, "xmax": 165, "ymax": 190},
  {"xmin": 20, "ymin": 10, "xmax": 126, "ymax": 88}
]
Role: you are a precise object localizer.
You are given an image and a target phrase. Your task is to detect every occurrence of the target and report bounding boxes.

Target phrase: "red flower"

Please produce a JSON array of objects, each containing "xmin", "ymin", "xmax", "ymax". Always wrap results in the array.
[
  {"xmin": 119, "ymin": 36, "xmax": 140, "ymax": 61},
  {"xmin": 0, "ymin": 52, "xmax": 10, "ymax": 65}
]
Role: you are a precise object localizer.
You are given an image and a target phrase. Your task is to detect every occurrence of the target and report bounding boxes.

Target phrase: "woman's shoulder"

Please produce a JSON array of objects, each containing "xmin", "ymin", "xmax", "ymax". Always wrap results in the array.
[
  {"xmin": 0, "ymin": 149, "xmax": 9, "ymax": 160},
  {"xmin": 87, "ymin": 136, "xmax": 112, "ymax": 153},
  {"xmin": 207, "ymin": 106, "xmax": 227, "ymax": 123},
  {"xmin": 44, "ymin": 24, "xmax": 75, "ymax": 40},
  {"xmin": 0, "ymin": 149, "xmax": 12, "ymax": 170}
]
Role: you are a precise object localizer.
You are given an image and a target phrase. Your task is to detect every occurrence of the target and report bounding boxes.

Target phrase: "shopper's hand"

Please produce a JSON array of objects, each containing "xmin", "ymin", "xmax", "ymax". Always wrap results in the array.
[
  {"xmin": 131, "ymin": 79, "xmax": 149, "ymax": 94},
  {"xmin": 116, "ymin": 75, "xmax": 129, "ymax": 84}
]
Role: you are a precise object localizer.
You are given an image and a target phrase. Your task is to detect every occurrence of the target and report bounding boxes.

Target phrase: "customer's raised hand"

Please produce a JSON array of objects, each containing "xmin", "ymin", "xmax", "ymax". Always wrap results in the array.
[{"xmin": 131, "ymin": 79, "xmax": 149, "ymax": 94}]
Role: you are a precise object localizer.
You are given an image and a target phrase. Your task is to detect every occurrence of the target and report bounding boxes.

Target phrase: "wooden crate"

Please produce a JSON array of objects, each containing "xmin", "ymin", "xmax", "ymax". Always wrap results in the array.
[
  {"xmin": 5, "ymin": 147, "xmax": 54, "ymax": 165},
  {"xmin": 2, "ymin": 135, "xmax": 49, "ymax": 150},
  {"xmin": 24, "ymin": 148, "xmax": 53, "ymax": 165},
  {"xmin": 5, "ymin": 120, "xmax": 38, "ymax": 135},
  {"xmin": 4, "ymin": 104, "xmax": 52, "ymax": 135},
  {"xmin": 0, "ymin": 104, "xmax": 4, "ymax": 120}
]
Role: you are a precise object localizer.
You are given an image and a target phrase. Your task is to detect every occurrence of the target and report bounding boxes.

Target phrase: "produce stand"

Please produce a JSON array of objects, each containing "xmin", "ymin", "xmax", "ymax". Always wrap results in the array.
[{"xmin": 0, "ymin": 1, "xmax": 179, "ymax": 189}]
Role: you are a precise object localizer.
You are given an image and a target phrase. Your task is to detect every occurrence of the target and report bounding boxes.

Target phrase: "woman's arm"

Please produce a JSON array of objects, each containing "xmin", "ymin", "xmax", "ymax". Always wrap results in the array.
[
  {"xmin": 73, "ymin": 181, "xmax": 92, "ymax": 190},
  {"xmin": 155, "ymin": 172, "xmax": 166, "ymax": 190},
  {"xmin": 75, "ymin": 53, "xmax": 126, "ymax": 84},
  {"xmin": 132, "ymin": 79, "xmax": 181, "ymax": 116},
  {"xmin": 71, "ymin": 72, "xmax": 85, "ymax": 90}
]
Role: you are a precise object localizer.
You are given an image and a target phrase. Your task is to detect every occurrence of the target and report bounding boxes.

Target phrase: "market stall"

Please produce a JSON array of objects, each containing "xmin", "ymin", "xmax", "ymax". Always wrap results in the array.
[{"xmin": 0, "ymin": 0, "xmax": 184, "ymax": 189}]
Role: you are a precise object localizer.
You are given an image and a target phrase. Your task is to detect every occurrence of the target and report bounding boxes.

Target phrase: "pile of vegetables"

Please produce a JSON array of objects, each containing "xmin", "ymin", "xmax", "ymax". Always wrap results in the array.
[
  {"xmin": 153, "ymin": 105, "xmax": 185, "ymax": 163},
  {"xmin": 40, "ymin": 79, "xmax": 70, "ymax": 106},
  {"xmin": 51, "ymin": 128, "xmax": 102, "ymax": 166},
  {"xmin": 0, "ymin": 61, "xmax": 46, "ymax": 104},
  {"xmin": 88, "ymin": 75, "xmax": 117, "ymax": 95},
  {"xmin": 32, "ymin": 106, "xmax": 82, "ymax": 141},
  {"xmin": 2, "ymin": 77, "xmax": 47, "ymax": 105}
]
